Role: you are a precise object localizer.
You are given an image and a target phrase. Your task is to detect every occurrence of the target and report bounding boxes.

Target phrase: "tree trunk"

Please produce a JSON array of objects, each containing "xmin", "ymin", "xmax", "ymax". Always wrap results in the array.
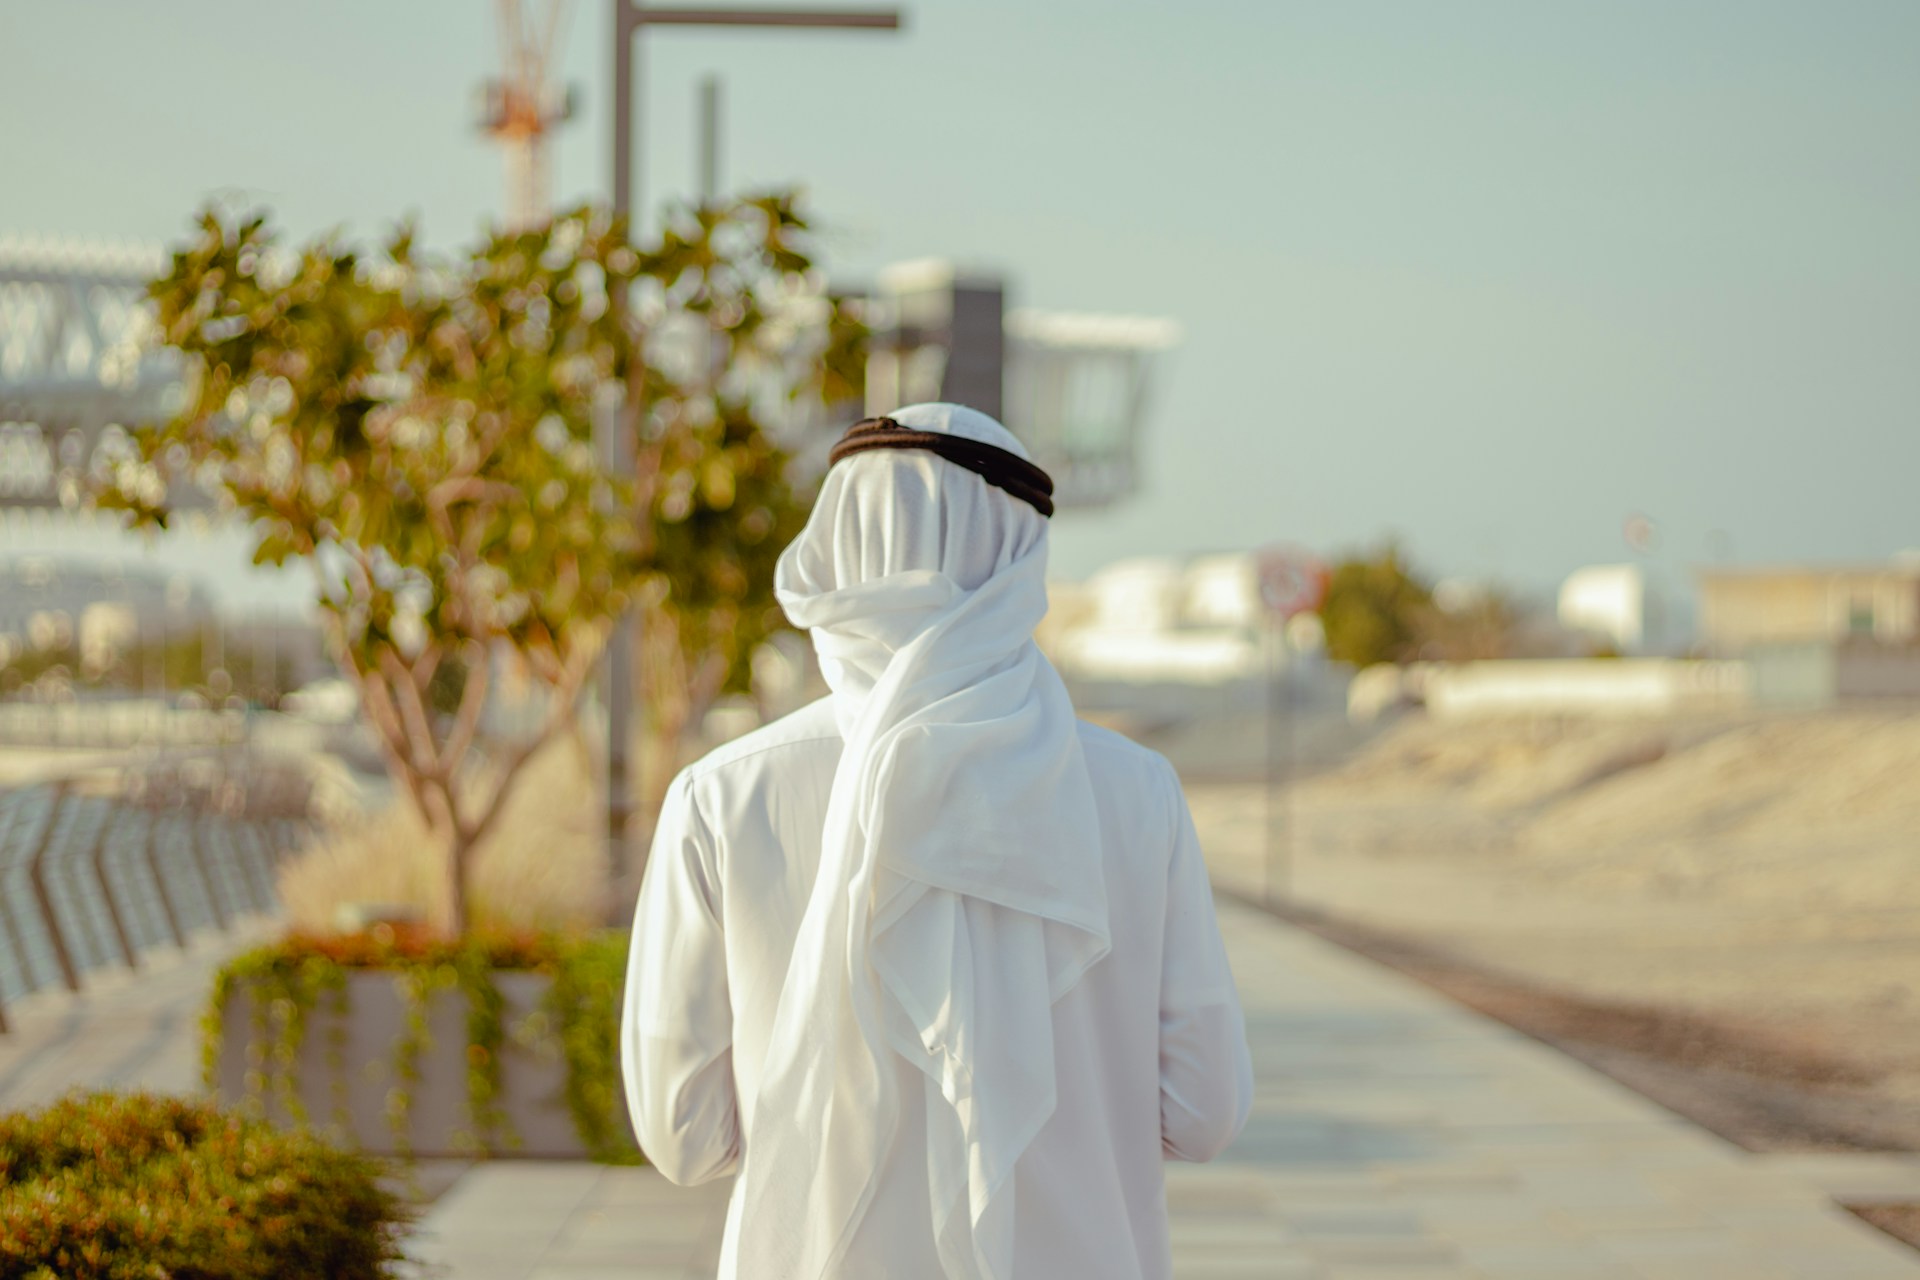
[{"xmin": 446, "ymin": 827, "xmax": 472, "ymax": 938}]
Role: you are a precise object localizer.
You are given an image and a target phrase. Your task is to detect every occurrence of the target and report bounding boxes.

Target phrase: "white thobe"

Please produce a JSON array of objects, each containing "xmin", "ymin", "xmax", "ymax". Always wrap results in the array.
[{"xmin": 622, "ymin": 696, "xmax": 1254, "ymax": 1280}]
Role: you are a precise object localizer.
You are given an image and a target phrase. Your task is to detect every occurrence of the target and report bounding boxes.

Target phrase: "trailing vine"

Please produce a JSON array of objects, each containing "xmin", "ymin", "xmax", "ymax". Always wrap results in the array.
[
  {"xmin": 385, "ymin": 966, "xmax": 442, "ymax": 1160},
  {"xmin": 540, "ymin": 933, "xmax": 641, "ymax": 1165},
  {"xmin": 326, "ymin": 978, "xmax": 351, "ymax": 1135},
  {"xmin": 456, "ymin": 951, "xmax": 513, "ymax": 1156},
  {"xmin": 202, "ymin": 929, "xmax": 637, "ymax": 1162}
]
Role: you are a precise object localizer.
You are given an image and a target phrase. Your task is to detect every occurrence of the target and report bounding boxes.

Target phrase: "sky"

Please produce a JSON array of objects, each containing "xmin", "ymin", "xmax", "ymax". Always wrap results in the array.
[{"xmin": 3, "ymin": 0, "xmax": 1917, "ymax": 608}]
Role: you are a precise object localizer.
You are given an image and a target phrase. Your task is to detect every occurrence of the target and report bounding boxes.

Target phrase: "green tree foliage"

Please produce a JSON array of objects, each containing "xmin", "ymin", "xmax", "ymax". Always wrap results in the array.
[
  {"xmin": 103, "ymin": 195, "xmax": 860, "ymax": 935},
  {"xmin": 629, "ymin": 198, "xmax": 863, "ymax": 802},
  {"xmin": 1319, "ymin": 543, "xmax": 1433, "ymax": 668}
]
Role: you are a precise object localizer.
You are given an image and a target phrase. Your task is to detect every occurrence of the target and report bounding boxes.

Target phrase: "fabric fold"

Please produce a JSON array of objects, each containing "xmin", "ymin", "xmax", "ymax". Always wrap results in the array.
[{"xmin": 737, "ymin": 402, "xmax": 1111, "ymax": 1280}]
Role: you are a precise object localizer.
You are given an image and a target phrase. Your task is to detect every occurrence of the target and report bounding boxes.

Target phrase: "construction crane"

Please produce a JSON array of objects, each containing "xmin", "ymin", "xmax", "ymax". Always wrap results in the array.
[{"xmin": 477, "ymin": 0, "xmax": 577, "ymax": 228}]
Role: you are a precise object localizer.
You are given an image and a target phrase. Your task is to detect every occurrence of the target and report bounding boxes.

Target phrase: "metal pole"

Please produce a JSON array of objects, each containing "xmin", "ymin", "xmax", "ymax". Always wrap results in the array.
[
  {"xmin": 220, "ymin": 820, "xmax": 263, "ymax": 915},
  {"xmin": 698, "ymin": 74, "xmax": 722, "ymax": 200},
  {"xmin": 0, "ymin": 872, "xmax": 26, "ymax": 1023},
  {"xmin": 615, "ymin": 3, "xmax": 637, "ymax": 223},
  {"xmin": 0, "ymin": 804, "xmax": 25, "ymax": 1030},
  {"xmin": 61, "ymin": 835, "xmax": 109, "ymax": 974},
  {"xmin": 1279, "ymin": 636, "xmax": 1295, "ymax": 903},
  {"xmin": 141, "ymin": 806, "xmax": 188, "ymax": 949},
  {"xmin": 26, "ymin": 786, "xmax": 81, "ymax": 993},
  {"xmin": 241, "ymin": 821, "xmax": 279, "ymax": 912},
  {"xmin": 1263, "ymin": 616, "xmax": 1279, "ymax": 904},
  {"xmin": 0, "ymin": 800, "xmax": 38, "ymax": 1004},
  {"xmin": 186, "ymin": 813, "xmax": 230, "ymax": 931},
  {"xmin": 216, "ymin": 813, "xmax": 265, "ymax": 918},
  {"xmin": 89, "ymin": 808, "xmax": 140, "ymax": 971},
  {"xmin": 602, "ymin": 1, "xmax": 903, "ymax": 908},
  {"xmin": 602, "ymin": 0, "xmax": 642, "ymax": 909}
]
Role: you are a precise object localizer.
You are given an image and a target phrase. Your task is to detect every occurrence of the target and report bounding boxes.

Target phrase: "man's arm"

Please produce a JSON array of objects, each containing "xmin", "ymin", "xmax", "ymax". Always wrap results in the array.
[
  {"xmin": 1157, "ymin": 763, "xmax": 1255, "ymax": 1163},
  {"xmin": 621, "ymin": 770, "xmax": 742, "ymax": 1185}
]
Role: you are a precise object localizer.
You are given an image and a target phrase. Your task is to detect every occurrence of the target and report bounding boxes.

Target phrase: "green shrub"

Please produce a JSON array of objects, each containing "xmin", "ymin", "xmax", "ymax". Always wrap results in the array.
[{"xmin": 0, "ymin": 1091, "xmax": 410, "ymax": 1280}]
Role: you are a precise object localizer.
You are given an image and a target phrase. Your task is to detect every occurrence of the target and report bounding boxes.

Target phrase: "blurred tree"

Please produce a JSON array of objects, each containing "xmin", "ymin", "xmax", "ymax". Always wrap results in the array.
[
  {"xmin": 105, "ymin": 195, "xmax": 860, "ymax": 935},
  {"xmin": 1413, "ymin": 586, "xmax": 1522, "ymax": 662},
  {"xmin": 630, "ymin": 198, "xmax": 864, "ymax": 825},
  {"xmin": 1319, "ymin": 544, "xmax": 1433, "ymax": 668}
]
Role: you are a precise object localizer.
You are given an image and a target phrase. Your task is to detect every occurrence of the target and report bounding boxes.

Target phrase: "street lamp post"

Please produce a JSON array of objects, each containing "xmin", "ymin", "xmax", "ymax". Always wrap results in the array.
[{"xmin": 602, "ymin": 2, "xmax": 903, "ymax": 907}]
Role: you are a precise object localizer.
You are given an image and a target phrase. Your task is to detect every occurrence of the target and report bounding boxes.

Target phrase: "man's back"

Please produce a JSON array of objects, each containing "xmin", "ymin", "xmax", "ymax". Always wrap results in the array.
[{"xmin": 624, "ymin": 697, "xmax": 1252, "ymax": 1279}]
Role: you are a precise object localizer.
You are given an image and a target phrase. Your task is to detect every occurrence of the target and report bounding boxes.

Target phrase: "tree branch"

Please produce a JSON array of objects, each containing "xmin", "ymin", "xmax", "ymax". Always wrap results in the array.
[
  {"xmin": 426, "ymin": 475, "xmax": 520, "ymax": 510},
  {"xmin": 378, "ymin": 646, "xmax": 443, "ymax": 776},
  {"xmin": 461, "ymin": 637, "xmax": 600, "ymax": 853},
  {"xmin": 439, "ymin": 647, "xmax": 491, "ymax": 785},
  {"xmin": 345, "ymin": 656, "xmax": 444, "ymax": 836}
]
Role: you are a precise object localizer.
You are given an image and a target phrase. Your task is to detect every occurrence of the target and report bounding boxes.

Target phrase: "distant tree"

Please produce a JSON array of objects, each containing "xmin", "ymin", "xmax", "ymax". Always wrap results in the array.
[
  {"xmin": 103, "ymin": 195, "xmax": 860, "ymax": 935},
  {"xmin": 1319, "ymin": 543, "xmax": 1433, "ymax": 668},
  {"xmin": 1413, "ymin": 586, "xmax": 1523, "ymax": 662}
]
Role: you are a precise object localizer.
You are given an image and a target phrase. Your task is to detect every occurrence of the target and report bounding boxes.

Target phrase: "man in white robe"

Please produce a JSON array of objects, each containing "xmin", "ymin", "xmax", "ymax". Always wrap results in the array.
[{"xmin": 623, "ymin": 402, "xmax": 1253, "ymax": 1280}]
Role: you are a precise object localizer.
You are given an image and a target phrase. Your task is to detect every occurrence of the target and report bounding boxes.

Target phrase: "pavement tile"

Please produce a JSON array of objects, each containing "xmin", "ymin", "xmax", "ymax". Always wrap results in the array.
[
  {"xmin": 1170, "ymin": 1217, "xmax": 1298, "ymax": 1248},
  {"xmin": 1459, "ymin": 1240, "xmax": 1641, "ymax": 1278},
  {"xmin": 1546, "ymin": 1206, "xmax": 1712, "ymax": 1235},
  {"xmin": 1178, "ymin": 1260, "xmax": 1325, "ymax": 1279},
  {"xmin": 1286, "ymin": 1208, "xmax": 1432, "ymax": 1238},
  {"xmin": 1624, "ymin": 1261, "xmax": 1798, "ymax": 1280},
  {"xmin": 1305, "ymin": 1238, "xmax": 1463, "ymax": 1265}
]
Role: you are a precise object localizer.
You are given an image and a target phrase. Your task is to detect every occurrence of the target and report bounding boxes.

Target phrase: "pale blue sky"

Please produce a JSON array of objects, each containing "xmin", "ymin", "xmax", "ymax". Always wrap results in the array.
[{"xmin": 4, "ymin": 0, "xmax": 1917, "ymax": 602}]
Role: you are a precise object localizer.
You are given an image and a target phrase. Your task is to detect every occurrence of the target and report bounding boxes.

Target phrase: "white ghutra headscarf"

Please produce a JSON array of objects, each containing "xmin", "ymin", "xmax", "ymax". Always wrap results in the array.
[{"xmin": 740, "ymin": 402, "xmax": 1112, "ymax": 1280}]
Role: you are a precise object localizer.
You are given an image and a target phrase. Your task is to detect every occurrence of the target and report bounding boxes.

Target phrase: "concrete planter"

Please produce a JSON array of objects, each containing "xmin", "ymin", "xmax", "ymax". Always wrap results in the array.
[{"xmin": 214, "ymin": 968, "xmax": 627, "ymax": 1159}]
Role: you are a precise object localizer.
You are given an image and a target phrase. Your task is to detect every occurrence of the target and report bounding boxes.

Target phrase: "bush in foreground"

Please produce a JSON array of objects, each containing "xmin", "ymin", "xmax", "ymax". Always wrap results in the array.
[{"xmin": 0, "ymin": 1091, "xmax": 410, "ymax": 1280}]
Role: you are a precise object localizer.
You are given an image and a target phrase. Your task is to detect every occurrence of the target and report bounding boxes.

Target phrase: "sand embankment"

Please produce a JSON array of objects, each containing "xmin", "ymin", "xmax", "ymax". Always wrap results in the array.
[{"xmin": 1189, "ymin": 706, "xmax": 1920, "ymax": 1152}]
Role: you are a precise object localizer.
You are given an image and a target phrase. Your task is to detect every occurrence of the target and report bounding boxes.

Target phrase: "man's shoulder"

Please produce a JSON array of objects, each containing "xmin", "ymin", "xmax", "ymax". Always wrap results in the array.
[
  {"xmin": 674, "ymin": 700, "xmax": 1172, "ymax": 794},
  {"xmin": 680, "ymin": 696, "xmax": 842, "ymax": 787},
  {"xmin": 1075, "ymin": 717, "xmax": 1177, "ymax": 789}
]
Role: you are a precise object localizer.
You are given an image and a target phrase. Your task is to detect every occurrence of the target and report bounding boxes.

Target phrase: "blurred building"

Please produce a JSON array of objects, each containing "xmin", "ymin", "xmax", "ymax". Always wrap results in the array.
[
  {"xmin": 1697, "ymin": 556, "xmax": 1920, "ymax": 706},
  {"xmin": 1554, "ymin": 563, "xmax": 1702, "ymax": 656},
  {"xmin": 1047, "ymin": 554, "xmax": 1274, "ymax": 686},
  {"xmin": 0, "ymin": 236, "xmax": 182, "ymax": 512},
  {"xmin": 1697, "ymin": 558, "xmax": 1920, "ymax": 652},
  {"xmin": 861, "ymin": 259, "xmax": 1180, "ymax": 511},
  {"xmin": 0, "ymin": 558, "xmax": 214, "ymax": 674},
  {"xmin": 1558, "ymin": 564, "xmax": 1646, "ymax": 652}
]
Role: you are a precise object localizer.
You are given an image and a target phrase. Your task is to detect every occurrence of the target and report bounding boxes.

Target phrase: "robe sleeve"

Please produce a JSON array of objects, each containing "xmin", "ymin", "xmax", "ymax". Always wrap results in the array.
[
  {"xmin": 621, "ymin": 769, "xmax": 742, "ymax": 1185},
  {"xmin": 1157, "ymin": 764, "xmax": 1255, "ymax": 1163}
]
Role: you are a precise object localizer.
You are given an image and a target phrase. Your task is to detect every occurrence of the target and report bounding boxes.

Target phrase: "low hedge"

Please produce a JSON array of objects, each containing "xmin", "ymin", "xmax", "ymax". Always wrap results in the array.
[
  {"xmin": 0, "ymin": 1091, "xmax": 411, "ymax": 1279},
  {"xmin": 204, "ymin": 925, "xmax": 638, "ymax": 1163}
]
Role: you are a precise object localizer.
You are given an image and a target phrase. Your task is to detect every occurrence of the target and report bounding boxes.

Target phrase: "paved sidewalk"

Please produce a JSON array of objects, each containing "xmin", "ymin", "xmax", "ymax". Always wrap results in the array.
[
  {"xmin": 404, "ymin": 894, "xmax": 1920, "ymax": 1279},
  {"xmin": 0, "ymin": 925, "xmax": 270, "ymax": 1106},
  {"xmin": 4, "ymin": 888, "xmax": 1915, "ymax": 1276}
]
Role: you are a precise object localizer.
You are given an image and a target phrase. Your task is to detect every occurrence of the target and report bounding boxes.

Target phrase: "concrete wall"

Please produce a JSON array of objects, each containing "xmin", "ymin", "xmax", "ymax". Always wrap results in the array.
[
  {"xmin": 1413, "ymin": 659, "xmax": 1751, "ymax": 720},
  {"xmin": 1750, "ymin": 641, "xmax": 1920, "ymax": 708},
  {"xmin": 216, "ymin": 969, "xmax": 629, "ymax": 1159}
]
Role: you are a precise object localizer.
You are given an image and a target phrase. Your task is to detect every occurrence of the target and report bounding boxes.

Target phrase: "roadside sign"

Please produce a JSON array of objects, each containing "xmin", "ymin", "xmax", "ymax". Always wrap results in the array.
[
  {"xmin": 1253, "ymin": 544, "xmax": 1326, "ymax": 909},
  {"xmin": 1255, "ymin": 547, "xmax": 1329, "ymax": 619}
]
